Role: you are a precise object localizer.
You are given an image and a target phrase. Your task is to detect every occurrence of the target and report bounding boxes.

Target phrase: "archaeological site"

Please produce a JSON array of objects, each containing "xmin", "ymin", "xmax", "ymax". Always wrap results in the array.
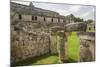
[{"xmin": 11, "ymin": 0, "xmax": 95, "ymax": 66}]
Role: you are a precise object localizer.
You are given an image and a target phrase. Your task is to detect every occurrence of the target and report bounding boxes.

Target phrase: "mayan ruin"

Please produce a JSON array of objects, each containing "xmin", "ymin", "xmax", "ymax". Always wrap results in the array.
[{"xmin": 11, "ymin": 1, "xmax": 95, "ymax": 66}]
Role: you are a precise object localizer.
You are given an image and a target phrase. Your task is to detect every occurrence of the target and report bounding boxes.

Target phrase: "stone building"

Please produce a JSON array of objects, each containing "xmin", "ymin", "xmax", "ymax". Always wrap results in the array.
[
  {"xmin": 87, "ymin": 22, "xmax": 95, "ymax": 32},
  {"xmin": 11, "ymin": 2, "xmax": 69, "ymax": 24}
]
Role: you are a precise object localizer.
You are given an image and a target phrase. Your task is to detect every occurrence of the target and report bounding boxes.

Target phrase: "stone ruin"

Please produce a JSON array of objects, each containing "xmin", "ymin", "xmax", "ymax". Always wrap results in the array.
[
  {"xmin": 58, "ymin": 31, "xmax": 68, "ymax": 63},
  {"xmin": 11, "ymin": 27, "xmax": 51, "ymax": 64},
  {"xmin": 78, "ymin": 32, "xmax": 95, "ymax": 62},
  {"xmin": 57, "ymin": 32, "xmax": 95, "ymax": 62},
  {"xmin": 11, "ymin": 1, "xmax": 95, "ymax": 65}
]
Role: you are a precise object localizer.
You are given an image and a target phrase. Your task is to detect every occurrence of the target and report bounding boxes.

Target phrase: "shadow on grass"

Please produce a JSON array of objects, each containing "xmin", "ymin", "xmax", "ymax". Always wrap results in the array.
[
  {"xmin": 59, "ymin": 58, "xmax": 77, "ymax": 63},
  {"xmin": 66, "ymin": 58, "xmax": 78, "ymax": 63},
  {"xmin": 12, "ymin": 53, "xmax": 58, "ymax": 66}
]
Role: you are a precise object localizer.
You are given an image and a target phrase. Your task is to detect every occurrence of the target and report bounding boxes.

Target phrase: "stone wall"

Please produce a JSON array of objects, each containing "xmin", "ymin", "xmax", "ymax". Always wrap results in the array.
[
  {"xmin": 11, "ymin": 23, "xmax": 51, "ymax": 64},
  {"xmin": 78, "ymin": 32, "xmax": 95, "ymax": 62}
]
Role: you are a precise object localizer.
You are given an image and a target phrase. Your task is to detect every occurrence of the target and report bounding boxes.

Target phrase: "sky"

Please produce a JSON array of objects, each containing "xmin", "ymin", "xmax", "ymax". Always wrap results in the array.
[{"xmin": 11, "ymin": 0, "xmax": 95, "ymax": 20}]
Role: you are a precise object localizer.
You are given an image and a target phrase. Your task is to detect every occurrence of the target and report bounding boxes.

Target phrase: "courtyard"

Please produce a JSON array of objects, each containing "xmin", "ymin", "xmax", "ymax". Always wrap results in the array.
[{"xmin": 14, "ymin": 32, "xmax": 80, "ymax": 66}]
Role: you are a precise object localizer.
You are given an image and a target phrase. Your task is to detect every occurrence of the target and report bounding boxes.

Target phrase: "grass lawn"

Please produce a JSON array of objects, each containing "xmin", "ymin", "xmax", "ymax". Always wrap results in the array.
[
  {"xmin": 33, "ymin": 55, "xmax": 60, "ymax": 65},
  {"xmin": 14, "ymin": 54, "xmax": 59, "ymax": 66},
  {"xmin": 67, "ymin": 32, "xmax": 80, "ymax": 62}
]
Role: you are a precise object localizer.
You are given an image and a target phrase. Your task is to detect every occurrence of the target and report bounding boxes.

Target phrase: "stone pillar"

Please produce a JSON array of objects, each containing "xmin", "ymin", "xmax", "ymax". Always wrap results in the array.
[
  {"xmin": 58, "ymin": 31, "xmax": 67, "ymax": 63},
  {"xmin": 51, "ymin": 33, "xmax": 58, "ymax": 54}
]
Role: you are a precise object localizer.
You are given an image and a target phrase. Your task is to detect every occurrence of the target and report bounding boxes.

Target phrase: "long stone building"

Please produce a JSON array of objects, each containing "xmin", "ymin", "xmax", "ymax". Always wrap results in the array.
[{"xmin": 11, "ymin": 2, "xmax": 69, "ymax": 24}]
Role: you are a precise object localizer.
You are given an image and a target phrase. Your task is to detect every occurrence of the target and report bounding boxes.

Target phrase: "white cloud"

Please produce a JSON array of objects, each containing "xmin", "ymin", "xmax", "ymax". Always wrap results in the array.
[
  {"xmin": 57, "ymin": 10, "xmax": 70, "ymax": 16},
  {"xmin": 68, "ymin": 5, "xmax": 82, "ymax": 13},
  {"xmin": 80, "ymin": 6, "xmax": 95, "ymax": 20}
]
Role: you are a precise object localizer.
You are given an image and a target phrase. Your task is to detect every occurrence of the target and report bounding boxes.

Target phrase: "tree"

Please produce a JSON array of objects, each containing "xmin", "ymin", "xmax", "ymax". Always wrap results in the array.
[
  {"xmin": 87, "ymin": 19, "xmax": 94, "ymax": 24},
  {"xmin": 67, "ymin": 14, "xmax": 75, "ymax": 20},
  {"xmin": 74, "ymin": 17, "xmax": 84, "ymax": 22},
  {"xmin": 67, "ymin": 14, "xmax": 84, "ymax": 22}
]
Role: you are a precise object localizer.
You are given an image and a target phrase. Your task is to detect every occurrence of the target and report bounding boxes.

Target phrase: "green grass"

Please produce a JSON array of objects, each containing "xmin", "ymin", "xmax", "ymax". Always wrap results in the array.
[
  {"xmin": 67, "ymin": 32, "xmax": 80, "ymax": 62},
  {"xmin": 14, "ymin": 54, "xmax": 59, "ymax": 66},
  {"xmin": 33, "ymin": 55, "xmax": 60, "ymax": 65}
]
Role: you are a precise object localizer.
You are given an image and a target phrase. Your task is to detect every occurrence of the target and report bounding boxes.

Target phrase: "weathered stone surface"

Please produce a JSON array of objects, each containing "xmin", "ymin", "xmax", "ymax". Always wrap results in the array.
[
  {"xmin": 78, "ymin": 32, "xmax": 95, "ymax": 62},
  {"xmin": 65, "ymin": 22, "xmax": 87, "ymax": 32},
  {"xmin": 11, "ymin": 21, "xmax": 52, "ymax": 63},
  {"xmin": 58, "ymin": 31, "xmax": 67, "ymax": 62}
]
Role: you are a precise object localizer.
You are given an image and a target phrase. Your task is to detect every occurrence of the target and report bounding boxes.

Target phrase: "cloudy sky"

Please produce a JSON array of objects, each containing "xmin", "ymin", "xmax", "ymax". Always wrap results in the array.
[{"xmin": 12, "ymin": 1, "xmax": 95, "ymax": 20}]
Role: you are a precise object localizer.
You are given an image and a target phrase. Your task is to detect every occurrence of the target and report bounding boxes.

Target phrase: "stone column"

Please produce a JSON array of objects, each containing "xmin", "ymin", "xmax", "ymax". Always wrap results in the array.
[{"xmin": 58, "ymin": 31, "xmax": 67, "ymax": 63}]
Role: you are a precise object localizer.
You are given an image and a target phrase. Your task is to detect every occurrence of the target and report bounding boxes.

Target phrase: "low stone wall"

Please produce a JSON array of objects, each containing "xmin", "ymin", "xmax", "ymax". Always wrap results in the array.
[
  {"xmin": 78, "ymin": 32, "xmax": 95, "ymax": 62},
  {"xmin": 11, "ymin": 30, "xmax": 51, "ymax": 64}
]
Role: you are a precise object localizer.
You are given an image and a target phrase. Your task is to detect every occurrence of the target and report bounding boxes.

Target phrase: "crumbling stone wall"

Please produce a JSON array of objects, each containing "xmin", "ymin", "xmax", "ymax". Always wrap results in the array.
[
  {"xmin": 78, "ymin": 32, "xmax": 95, "ymax": 62},
  {"xmin": 11, "ymin": 22, "xmax": 51, "ymax": 64}
]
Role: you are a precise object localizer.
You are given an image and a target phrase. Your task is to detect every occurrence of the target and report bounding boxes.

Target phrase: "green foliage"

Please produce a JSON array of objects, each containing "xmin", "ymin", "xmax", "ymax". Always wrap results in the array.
[
  {"xmin": 74, "ymin": 17, "xmax": 84, "ymax": 22},
  {"xmin": 67, "ymin": 32, "xmax": 80, "ymax": 62},
  {"xmin": 67, "ymin": 14, "xmax": 84, "ymax": 22},
  {"xmin": 67, "ymin": 14, "xmax": 75, "ymax": 21},
  {"xmin": 87, "ymin": 19, "xmax": 94, "ymax": 23}
]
